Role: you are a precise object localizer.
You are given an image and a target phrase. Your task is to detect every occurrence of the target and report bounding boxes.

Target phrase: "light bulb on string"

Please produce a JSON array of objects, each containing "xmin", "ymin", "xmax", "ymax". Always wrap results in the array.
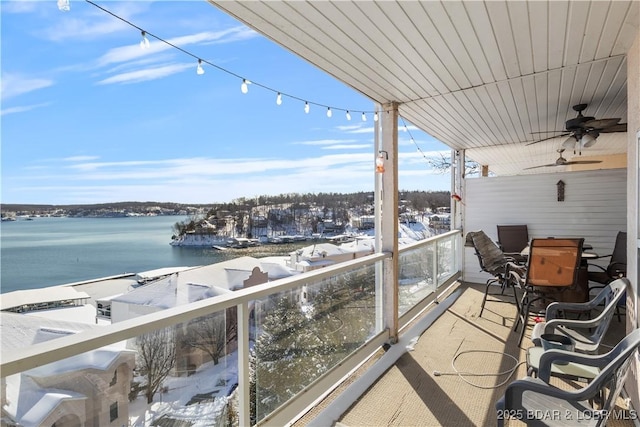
[
  {"xmin": 362, "ymin": 112, "xmax": 367, "ymax": 122},
  {"xmin": 346, "ymin": 111, "xmax": 351, "ymax": 121},
  {"xmin": 327, "ymin": 107, "xmax": 332, "ymax": 118},
  {"xmin": 241, "ymin": 79, "xmax": 250, "ymax": 94},
  {"xmin": 57, "ymin": 0, "xmax": 70, "ymax": 11},
  {"xmin": 140, "ymin": 31, "xmax": 150, "ymax": 49},
  {"xmin": 196, "ymin": 59, "xmax": 205, "ymax": 75},
  {"xmin": 276, "ymin": 93, "xmax": 283, "ymax": 105},
  {"xmin": 304, "ymin": 102, "xmax": 310, "ymax": 114},
  {"xmin": 374, "ymin": 112, "xmax": 379, "ymax": 122}
]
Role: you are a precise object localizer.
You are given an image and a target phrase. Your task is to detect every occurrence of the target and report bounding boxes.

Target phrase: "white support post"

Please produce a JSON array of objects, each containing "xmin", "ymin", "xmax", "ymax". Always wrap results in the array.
[{"xmin": 379, "ymin": 102, "xmax": 399, "ymax": 343}]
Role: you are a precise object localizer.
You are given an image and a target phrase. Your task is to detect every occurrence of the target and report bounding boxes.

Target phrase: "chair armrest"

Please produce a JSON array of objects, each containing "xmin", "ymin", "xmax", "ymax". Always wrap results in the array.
[
  {"xmin": 503, "ymin": 377, "xmax": 579, "ymax": 407},
  {"xmin": 537, "ymin": 350, "xmax": 611, "ymax": 382},
  {"xmin": 543, "ymin": 305, "xmax": 612, "ymax": 331},
  {"xmin": 586, "ymin": 263, "xmax": 607, "ymax": 273},
  {"xmin": 589, "ymin": 253, "xmax": 613, "ymax": 261},
  {"xmin": 505, "ymin": 261, "xmax": 526, "ymax": 275},
  {"xmin": 545, "ymin": 298, "xmax": 601, "ymax": 319},
  {"xmin": 607, "ymin": 262, "xmax": 627, "ymax": 278}
]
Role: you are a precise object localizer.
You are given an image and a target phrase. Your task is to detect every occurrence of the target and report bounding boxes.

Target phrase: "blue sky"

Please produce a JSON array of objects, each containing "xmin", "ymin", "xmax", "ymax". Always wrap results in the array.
[{"xmin": 1, "ymin": 0, "xmax": 451, "ymax": 205}]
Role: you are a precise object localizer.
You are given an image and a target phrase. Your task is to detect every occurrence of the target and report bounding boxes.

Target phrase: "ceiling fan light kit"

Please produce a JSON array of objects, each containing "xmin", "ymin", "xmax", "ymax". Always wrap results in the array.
[
  {"xmin": 527, "ymin": 103, "xmax": 627, "ymax": 149},
  {"xmin": 525, "ymin": 103, "xmax": 627, "ymax": 168}
]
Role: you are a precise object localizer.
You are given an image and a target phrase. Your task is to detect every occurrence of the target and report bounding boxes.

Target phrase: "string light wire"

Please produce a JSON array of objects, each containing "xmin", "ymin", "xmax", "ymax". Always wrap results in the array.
[
  {"xmin": 84, "ymin": 0, "xmax": 386, "ymax": 118},
  {"xmin": 82, "ymin": 0, "xmax": 446, "ymax": 173}
]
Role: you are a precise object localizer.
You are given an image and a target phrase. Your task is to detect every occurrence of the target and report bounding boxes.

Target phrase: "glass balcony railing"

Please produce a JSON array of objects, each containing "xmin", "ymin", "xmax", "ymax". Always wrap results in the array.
[{"xmin": 1, "ymin": 230, "xmax": 461, "ymax": 427}]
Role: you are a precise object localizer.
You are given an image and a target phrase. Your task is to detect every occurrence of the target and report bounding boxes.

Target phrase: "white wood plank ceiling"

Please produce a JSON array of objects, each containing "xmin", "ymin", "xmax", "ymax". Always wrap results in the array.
[{"xmin": 208, "ymin": 1, "xmax": 639, "ymax": 175}]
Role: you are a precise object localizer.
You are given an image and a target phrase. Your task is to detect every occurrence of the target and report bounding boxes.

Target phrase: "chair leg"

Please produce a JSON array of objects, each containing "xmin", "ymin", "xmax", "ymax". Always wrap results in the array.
[
  {"xmin": 479, "ymin": 278, "xmax": 498, "ymax": 317},
  {"xmin": 513, "ymin": 287, "xmax": 529, "ymax": 332},
  {"xmin": 517, "ymin": 300, "xmax": 531, "ymax": 346}
]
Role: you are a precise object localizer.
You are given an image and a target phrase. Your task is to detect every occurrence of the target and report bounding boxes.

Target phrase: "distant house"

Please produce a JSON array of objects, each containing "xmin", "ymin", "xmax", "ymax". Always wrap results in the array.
[
  {"xmin": 287, "ymin": 239, "xmax": 375, "ymax": 273},
  {"xmin": 1, "ymin": 312, "xmax": 135, "ymax": 427}
]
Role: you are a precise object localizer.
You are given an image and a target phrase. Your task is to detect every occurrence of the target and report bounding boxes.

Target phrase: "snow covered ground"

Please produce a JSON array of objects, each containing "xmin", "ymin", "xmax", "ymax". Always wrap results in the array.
[{"xmin": 129, "ymin": 353, "xmax": 239, "ymax": 426}]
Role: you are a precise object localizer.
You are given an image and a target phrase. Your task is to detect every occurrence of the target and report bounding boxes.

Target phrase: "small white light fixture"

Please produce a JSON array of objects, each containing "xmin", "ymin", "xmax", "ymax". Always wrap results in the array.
[
  {"xmin": 361, "ymin": 112, "xmax": 367, "ymax": 122},
  {"xmin": 327, "ymin": 107, "xmax": 332, "ymax": 118},
  {"xmin": 346, "ymin": 110, "xmax": 351, "ymax": 121},
  {"xmin": 241, "ymin": 79, "xmax": 250, "ymax": 94},
  {"xmin": 276, "ymin": 93, "xmax": 282, "ymax": 105},
  {"xmin": 581, "ymin": 133, "xmax": 598, "ymax": 148},
  {"xmin": 57, "ymin": 0, "xmax": 70, "ymax": 11},
  {"xmin": 374, "ymin": 112, "xmax": 379, "ymax": 122},
  {"xmin": 140, "ymin": 31, "xmax": 150, "ymax": 49},
  {"xmin": 196, "ymin": 59, "xmax": 205, "ymax": 75},
  {"xmin": 304, "ymin": 102, "xmax": 310, "ymax": 114}
]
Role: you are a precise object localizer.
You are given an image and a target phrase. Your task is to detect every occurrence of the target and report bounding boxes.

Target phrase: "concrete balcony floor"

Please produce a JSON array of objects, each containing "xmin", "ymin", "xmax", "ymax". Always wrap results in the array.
[{"xmin": 294, "ymin": 282, "xmax": 633, "ymax": 427}]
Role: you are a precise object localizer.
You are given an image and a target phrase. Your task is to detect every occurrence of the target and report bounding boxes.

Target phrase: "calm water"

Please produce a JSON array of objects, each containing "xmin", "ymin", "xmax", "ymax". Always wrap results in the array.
[
  {"xmin": 1, "ymin": 216, "xmax": 222, "ymax": 293},
  {"xmin": 1, "ymin": 216, "xmax": 311, "ymax": 294}
]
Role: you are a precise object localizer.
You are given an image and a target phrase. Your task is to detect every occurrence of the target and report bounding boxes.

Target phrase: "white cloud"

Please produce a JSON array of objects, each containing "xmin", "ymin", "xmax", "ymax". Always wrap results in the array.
[
  {"xmin": 97, "ymin": 63, "xmax": 192, "ymax": 85},
  {"xmin": 320, "ymin": 144, "xmax": 371, "ymax": 150},
  {"xmin": 0, "ymin": 73, "xmax": 54, "ymax": 100},
  {"xmin": 63, "ymin": 156, "xmax": 101, "ymax": 162},
  {"xmin": 96, "ymin": 27, "xmax": 253, "ymax": 68},
  {"xmin": 293, "ymin": 139, "xmax": 359, "ymax": 146},
  {"xmin": 0, "ymin": 103, "xmax": 50, "ymax": 116}
]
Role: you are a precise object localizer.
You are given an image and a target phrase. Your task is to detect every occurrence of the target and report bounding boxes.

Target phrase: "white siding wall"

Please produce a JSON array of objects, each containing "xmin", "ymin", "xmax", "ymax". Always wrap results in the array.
[{"xmin": 462, "ymin": 168, "xmax": 627, "ymax": 285}]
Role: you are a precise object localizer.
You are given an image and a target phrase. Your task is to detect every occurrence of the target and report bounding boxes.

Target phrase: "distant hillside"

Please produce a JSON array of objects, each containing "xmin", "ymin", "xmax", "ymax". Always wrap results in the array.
[{"xmin": 1, "ymin": 201, "xmax": 209, "ymax": 212}]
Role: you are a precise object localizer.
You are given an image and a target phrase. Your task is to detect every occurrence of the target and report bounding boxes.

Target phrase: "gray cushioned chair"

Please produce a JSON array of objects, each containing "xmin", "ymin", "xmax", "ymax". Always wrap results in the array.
[{"xmin": 497, "ymin": 327, "xmax": 640, "ymax": 427}]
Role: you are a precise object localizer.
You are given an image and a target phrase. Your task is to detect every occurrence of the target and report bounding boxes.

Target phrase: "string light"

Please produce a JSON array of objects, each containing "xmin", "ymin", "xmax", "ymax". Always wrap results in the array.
[
  {"xmin": 84, "ymin": 0, "xmax": 392, "ymax": 121},
  {"xmin": 140, "ymin": 31, "xmax": 150, "ymax": 49},
  {"xmin": 374, "ymin": 112, "xmax": 379, "ymax": 122},
  {"xmin": 57, "ymin": 0, "xmax": 70, "ymax": 11},
  {"xmin": 241, "ymin": 79, "xmax": 250, "ymax": 94}
]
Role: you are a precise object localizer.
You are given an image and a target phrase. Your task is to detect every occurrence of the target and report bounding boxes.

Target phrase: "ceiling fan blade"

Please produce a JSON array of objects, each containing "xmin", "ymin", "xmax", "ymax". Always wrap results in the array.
[
  {"xmin": 526, "ymin": 132, "xmax": 571, "ymax": 146},
  {"xmin": 564, "ymin": 160, "xmax": 603, "ymax": 166},
  {"xmin": 599, "ymin": 123, "xmax": 627, "ymax": 133},
  {"xmin": 582, "ymin": 118, "xmax": 620, "ymax": 129},
  {"xmin": 524, "ymin": 163, "xmax": 559, "ymax": 170}
]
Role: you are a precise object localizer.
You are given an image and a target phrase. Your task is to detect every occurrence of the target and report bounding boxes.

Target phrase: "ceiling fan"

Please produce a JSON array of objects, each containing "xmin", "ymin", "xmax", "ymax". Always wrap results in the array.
[
  {"xmin": 524, "ymin": 148, "xmax": 603, "ymax": 170},
  {"xmin": 526, "ymin": 103, "xmax": 627, "ymax": 154}
]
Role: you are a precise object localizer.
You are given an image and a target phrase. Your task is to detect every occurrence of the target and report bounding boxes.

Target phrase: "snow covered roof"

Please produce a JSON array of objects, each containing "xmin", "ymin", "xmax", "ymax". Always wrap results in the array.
[
  {"xmin": 112, "ymin": 256, "xmax": 290, "ymax": 308},
  {"xmin": 1, "ymin": 312, "xmax": 134, "ymax": 427},
  {"xmin": 294, "ymin": 243, "xmax": 349, "ymax": 260},
  {"xmin": 1, "ymin": 287, "xmax": 90, "ymax": 311},
  {"xmin": 339, "ymin": 237, "xmax": 376, "ymax": 253},
  {"xmin": 19, "ymin": 390, "xmax": 86, "ymax": 427},
  {"xmin": 135, "ymin": 266, "xmax": 194, "ymax": 282},
  {"xmin": 25, "ymin": 304, "xmax": 98, "ymax": 325},
  {"xmin": 258, "ymin": 257, "xmax": 297, "ymax": 279},
  {"xmin": 1, "ymin": 312, "xmax": 95, "ymax": 355}
]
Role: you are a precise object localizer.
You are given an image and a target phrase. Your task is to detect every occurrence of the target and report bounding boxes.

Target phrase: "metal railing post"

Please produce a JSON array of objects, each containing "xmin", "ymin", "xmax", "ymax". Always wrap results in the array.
[{"xmin": 238, "ymin": 301, "xmax": 250, "ymax": 426}]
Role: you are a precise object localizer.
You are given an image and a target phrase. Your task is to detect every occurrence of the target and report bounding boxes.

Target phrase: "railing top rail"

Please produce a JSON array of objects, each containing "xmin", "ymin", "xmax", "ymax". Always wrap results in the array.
[
  {"xmin": 398, "ymin": 229, "xmax": 461, "ymax": 253},
  {"xmin": 1, "ymin": 251, "xmax": 390, "ymax": 377},
  {"xmin": 1, "ymin": 230, "xmax": 462, "ymax": 377}
]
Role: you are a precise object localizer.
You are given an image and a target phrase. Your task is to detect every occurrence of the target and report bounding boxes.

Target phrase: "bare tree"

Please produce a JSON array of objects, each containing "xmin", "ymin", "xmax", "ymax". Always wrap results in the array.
[
  {"xmin": 184, "ymin": 309, "xmax": 237, "ymax": 365},
  {"xmin": 427, "ymin": 151, "xmax": 480, "ymax": 176},
  {"xmin": 136, "ymin": 327, "xmax": 176, "ymax": 403}
]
